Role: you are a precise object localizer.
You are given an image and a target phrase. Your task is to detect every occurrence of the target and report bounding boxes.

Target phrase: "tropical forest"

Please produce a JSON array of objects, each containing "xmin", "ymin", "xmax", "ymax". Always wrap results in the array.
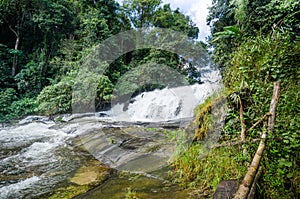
[{"xmin": 0, "ymin": 0, "xmax": 299, "ymax": 198}]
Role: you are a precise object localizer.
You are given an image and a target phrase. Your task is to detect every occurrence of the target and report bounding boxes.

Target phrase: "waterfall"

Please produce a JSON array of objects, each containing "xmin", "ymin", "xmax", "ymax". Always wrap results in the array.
[{"xmin": 110, "ymin": 69, "xmax": 222, "ymax": 122}]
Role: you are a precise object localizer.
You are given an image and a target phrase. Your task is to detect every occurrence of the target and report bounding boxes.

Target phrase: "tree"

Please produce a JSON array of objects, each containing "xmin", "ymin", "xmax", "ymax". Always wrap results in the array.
[
  {"xmin": 0, "ymin": 0, "xmax": 35, "ymax": 76},
  {"xmin": 76, "ymin": 0, "xmax": 124, "ymax": 45},
  {"xmin": 0, "ymin": 44, "xmax": 14, "ymax": 89},
  {"xmin": 123, "ymin": 0, "xmax": 161, "ymax": 28},
  {"xmin": 207, "ymin": 0, "xmax": 237, "ymax": 68},
  {"xmin": 154, "ymin": 4, "xmax": 199, "ymax": 39}
]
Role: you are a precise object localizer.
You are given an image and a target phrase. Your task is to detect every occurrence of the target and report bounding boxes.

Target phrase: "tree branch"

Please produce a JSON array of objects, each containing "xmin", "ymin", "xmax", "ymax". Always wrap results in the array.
[
  {"xmin": 239, "ymin": 99, "xmax": 246, "ymax": 141},
  {"xmin": 233, "ymin": 82, "xmax": 280, "ymax": 199},
  {"xmin": 246, "ymin": 113, "xmax": 271, "ymax": 133}
]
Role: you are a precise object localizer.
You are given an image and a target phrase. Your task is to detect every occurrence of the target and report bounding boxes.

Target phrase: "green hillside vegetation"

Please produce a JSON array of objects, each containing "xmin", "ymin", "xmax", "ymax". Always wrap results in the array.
[
  {"xmin": 172, "ymin": 0, "xmax": 300, "ymax": 198},
  {"xmin": 0, "ymin": 0, "xmax": 201, "ymax": 121}
]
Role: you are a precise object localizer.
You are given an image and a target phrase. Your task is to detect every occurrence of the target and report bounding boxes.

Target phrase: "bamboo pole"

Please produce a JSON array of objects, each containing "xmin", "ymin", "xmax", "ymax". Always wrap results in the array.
[
  {"xmin": 233, "ymin": 82, "xmax": 280, "ymax": 199},
  {"xmin": 247, "ymin": 166, "xmax": 262, "ymax": 199},
  {"xmin": 239, "ymin": 99, "xmax": 246, "ymax": 141}
]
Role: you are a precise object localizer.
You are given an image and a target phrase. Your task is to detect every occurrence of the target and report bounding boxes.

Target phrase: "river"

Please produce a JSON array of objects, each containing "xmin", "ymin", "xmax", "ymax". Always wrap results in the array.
[{"xmin": 0, "ymin": 69, "xmax": 222, "ymax": 199}]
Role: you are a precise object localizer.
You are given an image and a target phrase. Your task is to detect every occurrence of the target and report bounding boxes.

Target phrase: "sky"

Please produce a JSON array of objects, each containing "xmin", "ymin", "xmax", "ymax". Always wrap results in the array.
[
  {"xmin": 162, "ymin": 0, "xmax": 212, "ymax": 41},
  {"xmin": 116, "ymin": 0, "xmax": 212, "ymax": 41}
]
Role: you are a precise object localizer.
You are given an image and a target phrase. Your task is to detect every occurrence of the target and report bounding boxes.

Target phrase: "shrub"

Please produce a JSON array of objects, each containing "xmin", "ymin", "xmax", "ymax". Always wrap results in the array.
[{"xmin": 36, "ymin": 77, "xmax": 74, "ymax": 115}]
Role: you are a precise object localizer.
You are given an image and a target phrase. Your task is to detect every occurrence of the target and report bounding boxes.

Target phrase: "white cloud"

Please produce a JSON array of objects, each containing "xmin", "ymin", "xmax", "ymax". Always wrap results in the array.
[
  {"xmin": 116, "ymin": 0, "xmax": 212, "ymax": 41},
  {"xmin": 162, "ymin": 0, "xmax": 212, "ymax": 41}
]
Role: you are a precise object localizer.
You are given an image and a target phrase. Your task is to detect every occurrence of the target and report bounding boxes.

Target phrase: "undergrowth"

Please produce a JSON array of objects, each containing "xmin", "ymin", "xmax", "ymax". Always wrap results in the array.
[
  {"xmin": 171, "ymin": 144, "xmax": 247, "ymax": 197},
  {"xmin": 171, "ymin": 31, "xmax": 299, "ymax": 198}
]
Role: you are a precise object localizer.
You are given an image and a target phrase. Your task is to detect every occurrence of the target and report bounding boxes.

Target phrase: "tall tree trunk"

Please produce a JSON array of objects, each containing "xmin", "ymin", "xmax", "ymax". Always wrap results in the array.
[
  {"xmin": 12, "ymin": 36, "xmax": 20, "ymax": 76},
  {"xmin": 8, "ymin": 24, "xmax": 20, "ymax": 76},
  {"xmin": 233, "ymin": 82, "xmax": 280, "ymax": 199}
]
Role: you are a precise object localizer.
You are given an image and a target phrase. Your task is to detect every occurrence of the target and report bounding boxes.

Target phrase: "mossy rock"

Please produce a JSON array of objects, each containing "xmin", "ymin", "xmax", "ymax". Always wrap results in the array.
[
  {"xmin": 69, "ymin": 160, "xmax": 111, "ymax": 185},
  {"xmin": 48, "ymin": 159, "xmax": 112, "ymax": 199},
  {"xmin": 193, "ymin": 95, "xmax": 226, "ymax": 141}
]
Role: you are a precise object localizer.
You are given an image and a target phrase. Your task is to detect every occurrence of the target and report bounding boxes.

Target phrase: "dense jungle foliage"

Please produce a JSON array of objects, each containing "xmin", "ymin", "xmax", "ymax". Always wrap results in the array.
[
  {"xmin": 172, "ymin": 0, "xmax": 300, "ymax": 198},
  {"xmin": 0, "ymin": 0, "xmax": 201, "ymax": 121}
]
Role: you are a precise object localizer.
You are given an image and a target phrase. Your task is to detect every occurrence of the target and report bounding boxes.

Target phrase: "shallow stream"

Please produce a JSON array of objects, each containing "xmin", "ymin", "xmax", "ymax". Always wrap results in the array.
[{"xmin": 0, "ymin": 75, "xmax": 222, "ymax": 198}]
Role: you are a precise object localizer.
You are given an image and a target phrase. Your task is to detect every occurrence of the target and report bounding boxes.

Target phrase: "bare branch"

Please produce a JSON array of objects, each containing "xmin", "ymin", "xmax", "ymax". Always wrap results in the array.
[
  {"xmin": 246, "ymin": 113, "xmax": 271, "ymax": 133},
  {"xmin": 234, "ymin": 82, "xmax": 280, "ymax": 199}
]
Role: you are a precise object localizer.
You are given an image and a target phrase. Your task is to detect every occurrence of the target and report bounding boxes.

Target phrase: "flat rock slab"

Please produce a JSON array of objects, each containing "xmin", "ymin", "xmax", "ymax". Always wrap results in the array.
[{"xmin": 78, "ymin": 126, "xmax": 175, "ymax": 173}]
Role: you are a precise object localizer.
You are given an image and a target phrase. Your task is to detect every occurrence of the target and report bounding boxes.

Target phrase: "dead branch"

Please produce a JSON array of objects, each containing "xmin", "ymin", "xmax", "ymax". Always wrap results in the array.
[
  {"xmin": 233, "ymin": 82, "xmax": 280, "ymax": 199},
  {"xmin": 246, "ymin": 113, "xmax": 271, "ymax": 133},
  {"xmin": 239, "ymin": 99, "xmax": 246, "ymax": 141}
]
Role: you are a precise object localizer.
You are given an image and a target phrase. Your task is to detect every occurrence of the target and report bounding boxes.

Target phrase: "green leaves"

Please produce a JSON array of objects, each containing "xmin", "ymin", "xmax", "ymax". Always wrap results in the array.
[
  {"xmin": 207, "ymin": 0, "xmax": 300, "ymax": 197},
  {"xmin": 78, "ymin": 6, "xmax": 110, "ymax": 45},
  {"xmin": 0, "ymin": 88, "xmax": 35, "ymax": 122},
  {"xmin": 15, "ymin": 61, "xmax": 43, "ymax": 96},
  {"xmin": 0, "ymin": 89, "xmax": 17, "ymax": 122},
  {"xmin": 222, "ymin": 32, "xmax": 300, "ymax": 198},
  {"xmin": 96, "ymin": 75, "xmax": 114, "ymax": 101},
  {"xmin": 123, "ymin": 0, "xmax": 161, "ymax": 28},
  {"xmin": 36, "ymin": 76, "xmax": 74, "ymax": 115},
  {"xmin": 212, "ymin": 25, "xmax": 242, "ymax": 43}
]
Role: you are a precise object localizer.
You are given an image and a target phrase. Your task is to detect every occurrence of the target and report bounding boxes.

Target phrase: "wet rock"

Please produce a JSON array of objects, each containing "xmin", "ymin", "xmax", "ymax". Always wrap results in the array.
[
  {"xmin": 59, "ymin": 113, "xmax": 96, "ymax": 122},
  {"xmin": 78, "ymin": 126, "xmax": 176, "ymax": 173},
  {"xmin": 95, "ymin": 111, "xmax": 109, "ymax": 117},
  {"xmin": 18, "ymin": 115, "xmax": 51, "ymax": 125},
  {"xmin": 70, "ymin": 159, "xmax": 111, "ymax": 185}
]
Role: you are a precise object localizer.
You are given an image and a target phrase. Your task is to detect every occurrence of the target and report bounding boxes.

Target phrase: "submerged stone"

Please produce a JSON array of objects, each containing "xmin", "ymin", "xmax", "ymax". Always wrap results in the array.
[
  {"xmin": 48, "ymin": 159, "xmax": 113, "ymax": 199},
  {"xmin": 69, "ymin": 159, "xmax": 111, "ymax": 185}
]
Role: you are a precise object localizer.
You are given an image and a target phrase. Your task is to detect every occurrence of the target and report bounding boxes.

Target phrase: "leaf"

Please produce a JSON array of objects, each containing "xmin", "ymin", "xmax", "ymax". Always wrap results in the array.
[{"xmin": 287, "ymin": 173, "xmax": 293, "ymax": 178}]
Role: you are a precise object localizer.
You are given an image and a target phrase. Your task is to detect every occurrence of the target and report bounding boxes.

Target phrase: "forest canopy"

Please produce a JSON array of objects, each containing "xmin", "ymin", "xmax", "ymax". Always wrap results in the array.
[{"xmin": 0, "ymin": 0, "xmax": 203, "ymax": 120}]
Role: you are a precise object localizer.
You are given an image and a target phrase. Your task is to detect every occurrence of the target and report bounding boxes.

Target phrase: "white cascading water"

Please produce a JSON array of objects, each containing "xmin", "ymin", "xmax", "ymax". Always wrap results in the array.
[
  {"xmin": 0, "ymin": 122, "xmax": 80, "ymax": 198},
  {"xmin": 110, "ymin": 69, "xmax": 222, "ymax": 122}
]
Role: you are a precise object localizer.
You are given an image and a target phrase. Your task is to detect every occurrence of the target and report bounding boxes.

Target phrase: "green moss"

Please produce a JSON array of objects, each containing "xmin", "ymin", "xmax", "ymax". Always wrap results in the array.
[
  {"xmin": 48, "ymin": 185, "xmax": 90, "ymax": 199},
  {"xmin": 193, "ymin": 94, "xmax": 225, "ymax": 141},
  {"xmin": 125, "ymin": 188, "xmax": 139, "ymax": 199},
  {"xmin": 145, "ymin": 144, "xmax": 161, "ymax": 153}
]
